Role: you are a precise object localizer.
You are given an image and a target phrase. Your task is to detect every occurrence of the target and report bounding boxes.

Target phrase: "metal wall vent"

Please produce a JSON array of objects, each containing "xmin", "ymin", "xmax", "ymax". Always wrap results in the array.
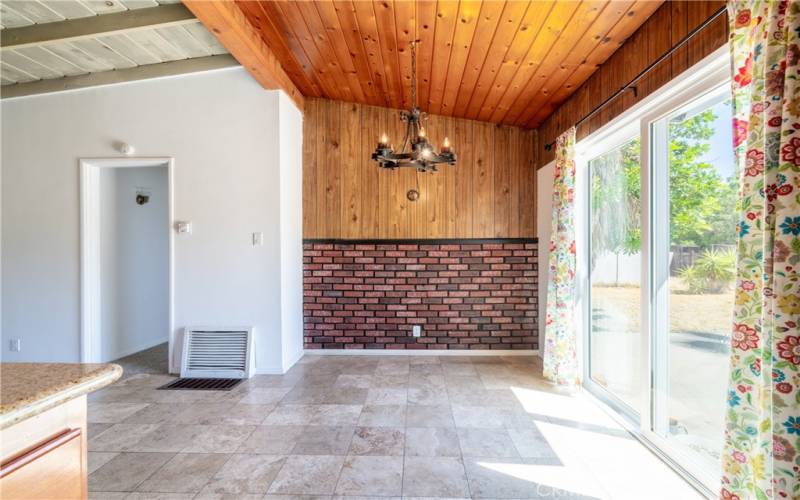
[
  {"xmin": 158, "ymin": 378, "xmax": 242, "ymax": 391},
  {"xmin": 180, "ymin": 327, "xmax": 255, "ymax": 379}
]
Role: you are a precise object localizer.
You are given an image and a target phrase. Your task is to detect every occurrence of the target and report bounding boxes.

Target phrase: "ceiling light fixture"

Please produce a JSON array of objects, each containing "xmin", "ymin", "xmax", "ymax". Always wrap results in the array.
[{"xmin": 371, "ymin": 41, "xmax": 456, "ymax": 172}]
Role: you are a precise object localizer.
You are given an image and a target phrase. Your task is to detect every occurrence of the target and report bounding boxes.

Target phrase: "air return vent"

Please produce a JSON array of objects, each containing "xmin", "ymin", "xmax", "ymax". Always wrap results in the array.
[{"xmin": 180, "ymin": 327, "xmax": 255, "ymax": 379}]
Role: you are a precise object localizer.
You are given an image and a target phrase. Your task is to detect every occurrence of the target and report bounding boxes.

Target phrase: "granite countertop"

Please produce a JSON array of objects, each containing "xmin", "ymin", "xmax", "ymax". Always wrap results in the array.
[{"xmin": 0, "ymin": 363, "xmax": 122, "ymax": 429}]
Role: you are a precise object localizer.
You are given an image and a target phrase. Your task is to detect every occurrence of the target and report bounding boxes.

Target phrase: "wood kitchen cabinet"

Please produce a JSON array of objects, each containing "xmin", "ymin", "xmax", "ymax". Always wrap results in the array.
[
  {"xmin": 0, "ymin": 396, "xmax": 87, "ymax": 500},
  {"xmin": 0, "ymin": 363, "xmax": 121, "ymax": 500}
]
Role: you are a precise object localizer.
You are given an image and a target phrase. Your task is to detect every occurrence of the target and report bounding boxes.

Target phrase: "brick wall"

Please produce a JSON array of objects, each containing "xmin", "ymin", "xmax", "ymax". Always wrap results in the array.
[{"xmin": 303, "ymin": 239, "xmax": 538, "ymax": 350}]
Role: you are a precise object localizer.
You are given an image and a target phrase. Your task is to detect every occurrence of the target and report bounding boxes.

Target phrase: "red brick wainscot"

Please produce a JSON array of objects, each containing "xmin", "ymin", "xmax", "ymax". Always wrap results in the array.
[{"xmin": 303, "ymin": 239, "xmax": 538, "ymax": 350}]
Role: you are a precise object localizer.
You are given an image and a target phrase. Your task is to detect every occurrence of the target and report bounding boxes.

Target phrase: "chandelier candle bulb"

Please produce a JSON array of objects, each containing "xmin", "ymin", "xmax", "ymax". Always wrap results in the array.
[{"xmin": 442, "ymin": 137, "xmax": 451, "ymax": 152}]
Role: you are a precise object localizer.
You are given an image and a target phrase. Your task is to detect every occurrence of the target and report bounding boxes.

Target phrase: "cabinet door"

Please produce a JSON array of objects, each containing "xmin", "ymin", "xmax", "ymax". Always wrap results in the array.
[{"xmin": 0, "ymin": 428, "xmax": 84, "ymax": 500}]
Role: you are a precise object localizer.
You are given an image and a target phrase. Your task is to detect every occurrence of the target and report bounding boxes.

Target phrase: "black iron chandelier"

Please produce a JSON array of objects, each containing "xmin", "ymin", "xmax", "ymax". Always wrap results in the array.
[{"xmin": 371, "ymin": 41, "xmax": 456, "ymax": 172}]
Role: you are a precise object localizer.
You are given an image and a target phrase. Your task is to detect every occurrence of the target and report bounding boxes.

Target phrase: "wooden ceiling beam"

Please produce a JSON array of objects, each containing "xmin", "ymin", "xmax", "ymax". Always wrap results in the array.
[
  {"xmin": 234, "ymin": 0, "xmax": 320, "ymax": 96},
  {"xmin": 183, "ymin": 0, "xmax": 304, "ymax": 110},
  {"xmin": 1, "ymin": 54, "xmax": 238, "ymax": 99},
  {"xmin": 0, "ymin": 3, "xmax": 196, "ymax": 49}
]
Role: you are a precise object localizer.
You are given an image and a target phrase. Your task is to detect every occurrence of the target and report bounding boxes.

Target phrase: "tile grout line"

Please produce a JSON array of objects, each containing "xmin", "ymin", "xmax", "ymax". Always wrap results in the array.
[
  {"xmin": 93, "ymin": 354, "xmax": 675, "ymax": 499},
  {"xmin": 400, "ymin": 399, "xmax": 409, "ymax": 498},
  {"xmin": 449, "ymin": 365, "xmax": 476, "ymax": 500},
  {"xmin": 184, "ymin": 450, "xmax": 234, "ymax": 498},
  {"xmin": 329, "ymin": 371, "xmax": 367, "ymax": 497}
]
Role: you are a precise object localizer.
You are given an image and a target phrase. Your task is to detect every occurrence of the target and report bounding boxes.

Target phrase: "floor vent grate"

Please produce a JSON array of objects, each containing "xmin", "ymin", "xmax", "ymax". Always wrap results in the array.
[{"xmin": 158, "ymin": 378, "xmax": 242, "ymax": 391}]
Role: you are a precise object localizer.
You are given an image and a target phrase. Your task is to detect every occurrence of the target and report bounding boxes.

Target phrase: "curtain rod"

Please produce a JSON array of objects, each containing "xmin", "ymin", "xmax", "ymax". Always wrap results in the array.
[{"xmin": 543, "ymin": 4, "xmax": 728, "ymax": 151}]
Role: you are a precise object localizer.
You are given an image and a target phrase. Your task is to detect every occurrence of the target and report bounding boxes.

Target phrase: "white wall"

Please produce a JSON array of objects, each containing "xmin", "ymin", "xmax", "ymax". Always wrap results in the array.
[
  {"xmin": 277, "ymin": 93, "xmax": 304, "ymax": 370},
  {"xmin": 536, "ymin": 161, "xmax": 555, "ymax": 345},
  {"xmin": 100, "ymin": 166, "xmax": 169, "ymax": 361},
  {"xmin": 1, "ymin": 67, "xmax": 304, "ymax": 373}
]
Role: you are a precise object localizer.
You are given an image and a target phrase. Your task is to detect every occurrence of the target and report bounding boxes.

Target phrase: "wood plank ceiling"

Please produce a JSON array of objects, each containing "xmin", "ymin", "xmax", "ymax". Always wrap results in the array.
[
  {"xmin": 0, "ymin": 0, "xmax": 228, "ymax": 87},
  {"xmin": 0, "ymin": 0, "xmax": 181, "ymax": 27},
  {"xmin": 236, "ymin": 0, "xmax": 663, "ymax": 128}
]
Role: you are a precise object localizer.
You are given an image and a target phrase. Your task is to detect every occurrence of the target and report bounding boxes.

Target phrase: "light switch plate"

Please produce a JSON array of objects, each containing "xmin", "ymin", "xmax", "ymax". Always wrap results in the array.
[
  {"xmin": 252, "ymin": 232, "xmax": 263, "ymax": 246},
  {"xmin": 412, "ymin": 325, "xmax": 422, "ymax": 337},
  {"xmin": 9, "ymin": 338, "xmax": 20, "ymax": 352},
  {"xmin": 175, "ymin": 221, "xmax": 192, "ymax": 234}
]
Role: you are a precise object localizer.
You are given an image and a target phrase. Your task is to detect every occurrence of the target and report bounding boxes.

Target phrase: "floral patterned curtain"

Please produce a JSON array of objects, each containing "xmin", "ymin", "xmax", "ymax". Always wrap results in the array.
[
  {"xmin": 543, "ymin": 127, "xmax": 579, "ymax": 386},
  {"xmin": 723, "ymin": 2, "xmax": 800, "ymax": 499}
]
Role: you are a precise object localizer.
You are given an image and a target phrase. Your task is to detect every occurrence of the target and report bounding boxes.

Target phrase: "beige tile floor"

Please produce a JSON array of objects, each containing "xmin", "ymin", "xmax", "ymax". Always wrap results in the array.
[{"xmin": 88, "ymin": 354, "xmax": 704, "ymax": 500}]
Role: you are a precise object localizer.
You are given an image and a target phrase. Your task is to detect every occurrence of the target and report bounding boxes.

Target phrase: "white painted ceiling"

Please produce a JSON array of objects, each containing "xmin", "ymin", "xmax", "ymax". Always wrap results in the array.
[
  {"xmin": 0, "ymin": 0, "xmax": 228, "ymax": 86},
  {"xmin": 1, "ymin": 0, "xmax": 180, "ymax": 28}
]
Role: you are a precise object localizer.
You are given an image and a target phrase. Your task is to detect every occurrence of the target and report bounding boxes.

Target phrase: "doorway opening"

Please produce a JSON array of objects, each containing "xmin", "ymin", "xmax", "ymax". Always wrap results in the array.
[{"xmin": 80, "ymin": 158, "xmax": 175, "ymax": 374}]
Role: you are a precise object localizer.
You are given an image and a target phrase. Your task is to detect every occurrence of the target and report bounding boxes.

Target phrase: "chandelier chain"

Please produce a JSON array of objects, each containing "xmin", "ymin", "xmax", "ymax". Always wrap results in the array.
[{"xmin": 411, "ymin": 40, "xmax": 417, "ymax": 109}]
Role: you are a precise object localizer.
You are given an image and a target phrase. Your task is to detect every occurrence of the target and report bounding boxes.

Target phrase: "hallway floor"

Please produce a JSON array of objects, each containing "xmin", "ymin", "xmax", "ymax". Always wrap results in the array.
[
  {"xmin": 112, "ymin": 342, "xmax": 169, "ymax": 378},
  {"xmin": 88, "ymin": 354, "xmax": 702, "ymax": 500}
]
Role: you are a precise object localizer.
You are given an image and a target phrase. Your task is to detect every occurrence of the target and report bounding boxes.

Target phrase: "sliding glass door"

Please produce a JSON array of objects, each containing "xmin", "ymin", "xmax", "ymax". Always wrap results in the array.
[
  {"xmin": 579, "ymin": 51, "xmax": 732, "ymax": 493},
  {"xmin": 648, "ymin": 83, "xmax": 734, "ymax": 484},
  {"xmin": 587, "ymin": 133, "xmax": 643, "ymax": 416}
]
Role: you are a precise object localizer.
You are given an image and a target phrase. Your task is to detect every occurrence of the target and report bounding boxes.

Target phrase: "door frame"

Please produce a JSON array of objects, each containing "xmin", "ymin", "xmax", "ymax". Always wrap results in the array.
[
  {"xmin": 638, "ymin": 67, "xmax": 731, "ymax": 495},
  {"xmin": 574, "ymin": 45, "xmax": 730, "ymax": 497},
  {"xmin": 79, "ymin": 157, "xmax": 175, "ymax": 371}
]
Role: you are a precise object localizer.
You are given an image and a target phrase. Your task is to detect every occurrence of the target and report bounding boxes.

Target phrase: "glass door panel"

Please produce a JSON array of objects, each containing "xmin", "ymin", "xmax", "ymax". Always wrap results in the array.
[
  {"xmin": 581, "ymin": 55, "xmax": 732, "ymax": 494},
  {"xmin": 588, "ymin": 137, "xmax": 643, "ymax": 414},
  {"xmin": 651, "ymin": 85, "xmax": 734, "ymax": 478}
]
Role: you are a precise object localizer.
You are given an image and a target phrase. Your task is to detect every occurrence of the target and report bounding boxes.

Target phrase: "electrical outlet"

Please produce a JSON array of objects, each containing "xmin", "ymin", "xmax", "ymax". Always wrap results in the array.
[
  {"xmin": 412, "ymin": 325, "xmax": 422, "ymax": 338},
  {"xmin": 9, "ymin": 338, "xmax": 21, "ymax": 352}
]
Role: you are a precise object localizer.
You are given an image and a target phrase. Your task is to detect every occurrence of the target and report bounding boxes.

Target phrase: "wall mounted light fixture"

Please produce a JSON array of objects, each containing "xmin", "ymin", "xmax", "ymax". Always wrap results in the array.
[
  {"xmin": 113, "ymin": 141, "xmax": 135, "ymax": 155},
  {"xmin": 135, "ymin": 188, "xmax": 151, "ymax": 205}
]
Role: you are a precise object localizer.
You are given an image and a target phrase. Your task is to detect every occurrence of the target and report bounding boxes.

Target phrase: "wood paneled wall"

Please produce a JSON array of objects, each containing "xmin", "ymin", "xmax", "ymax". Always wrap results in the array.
[
  {"xmin": 303, "ymin": 98, "xmax": 538, "ymax": 239},
  {"xmin": 537, "ymin": 0, "xmax": 728, "ymax": 167}
]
